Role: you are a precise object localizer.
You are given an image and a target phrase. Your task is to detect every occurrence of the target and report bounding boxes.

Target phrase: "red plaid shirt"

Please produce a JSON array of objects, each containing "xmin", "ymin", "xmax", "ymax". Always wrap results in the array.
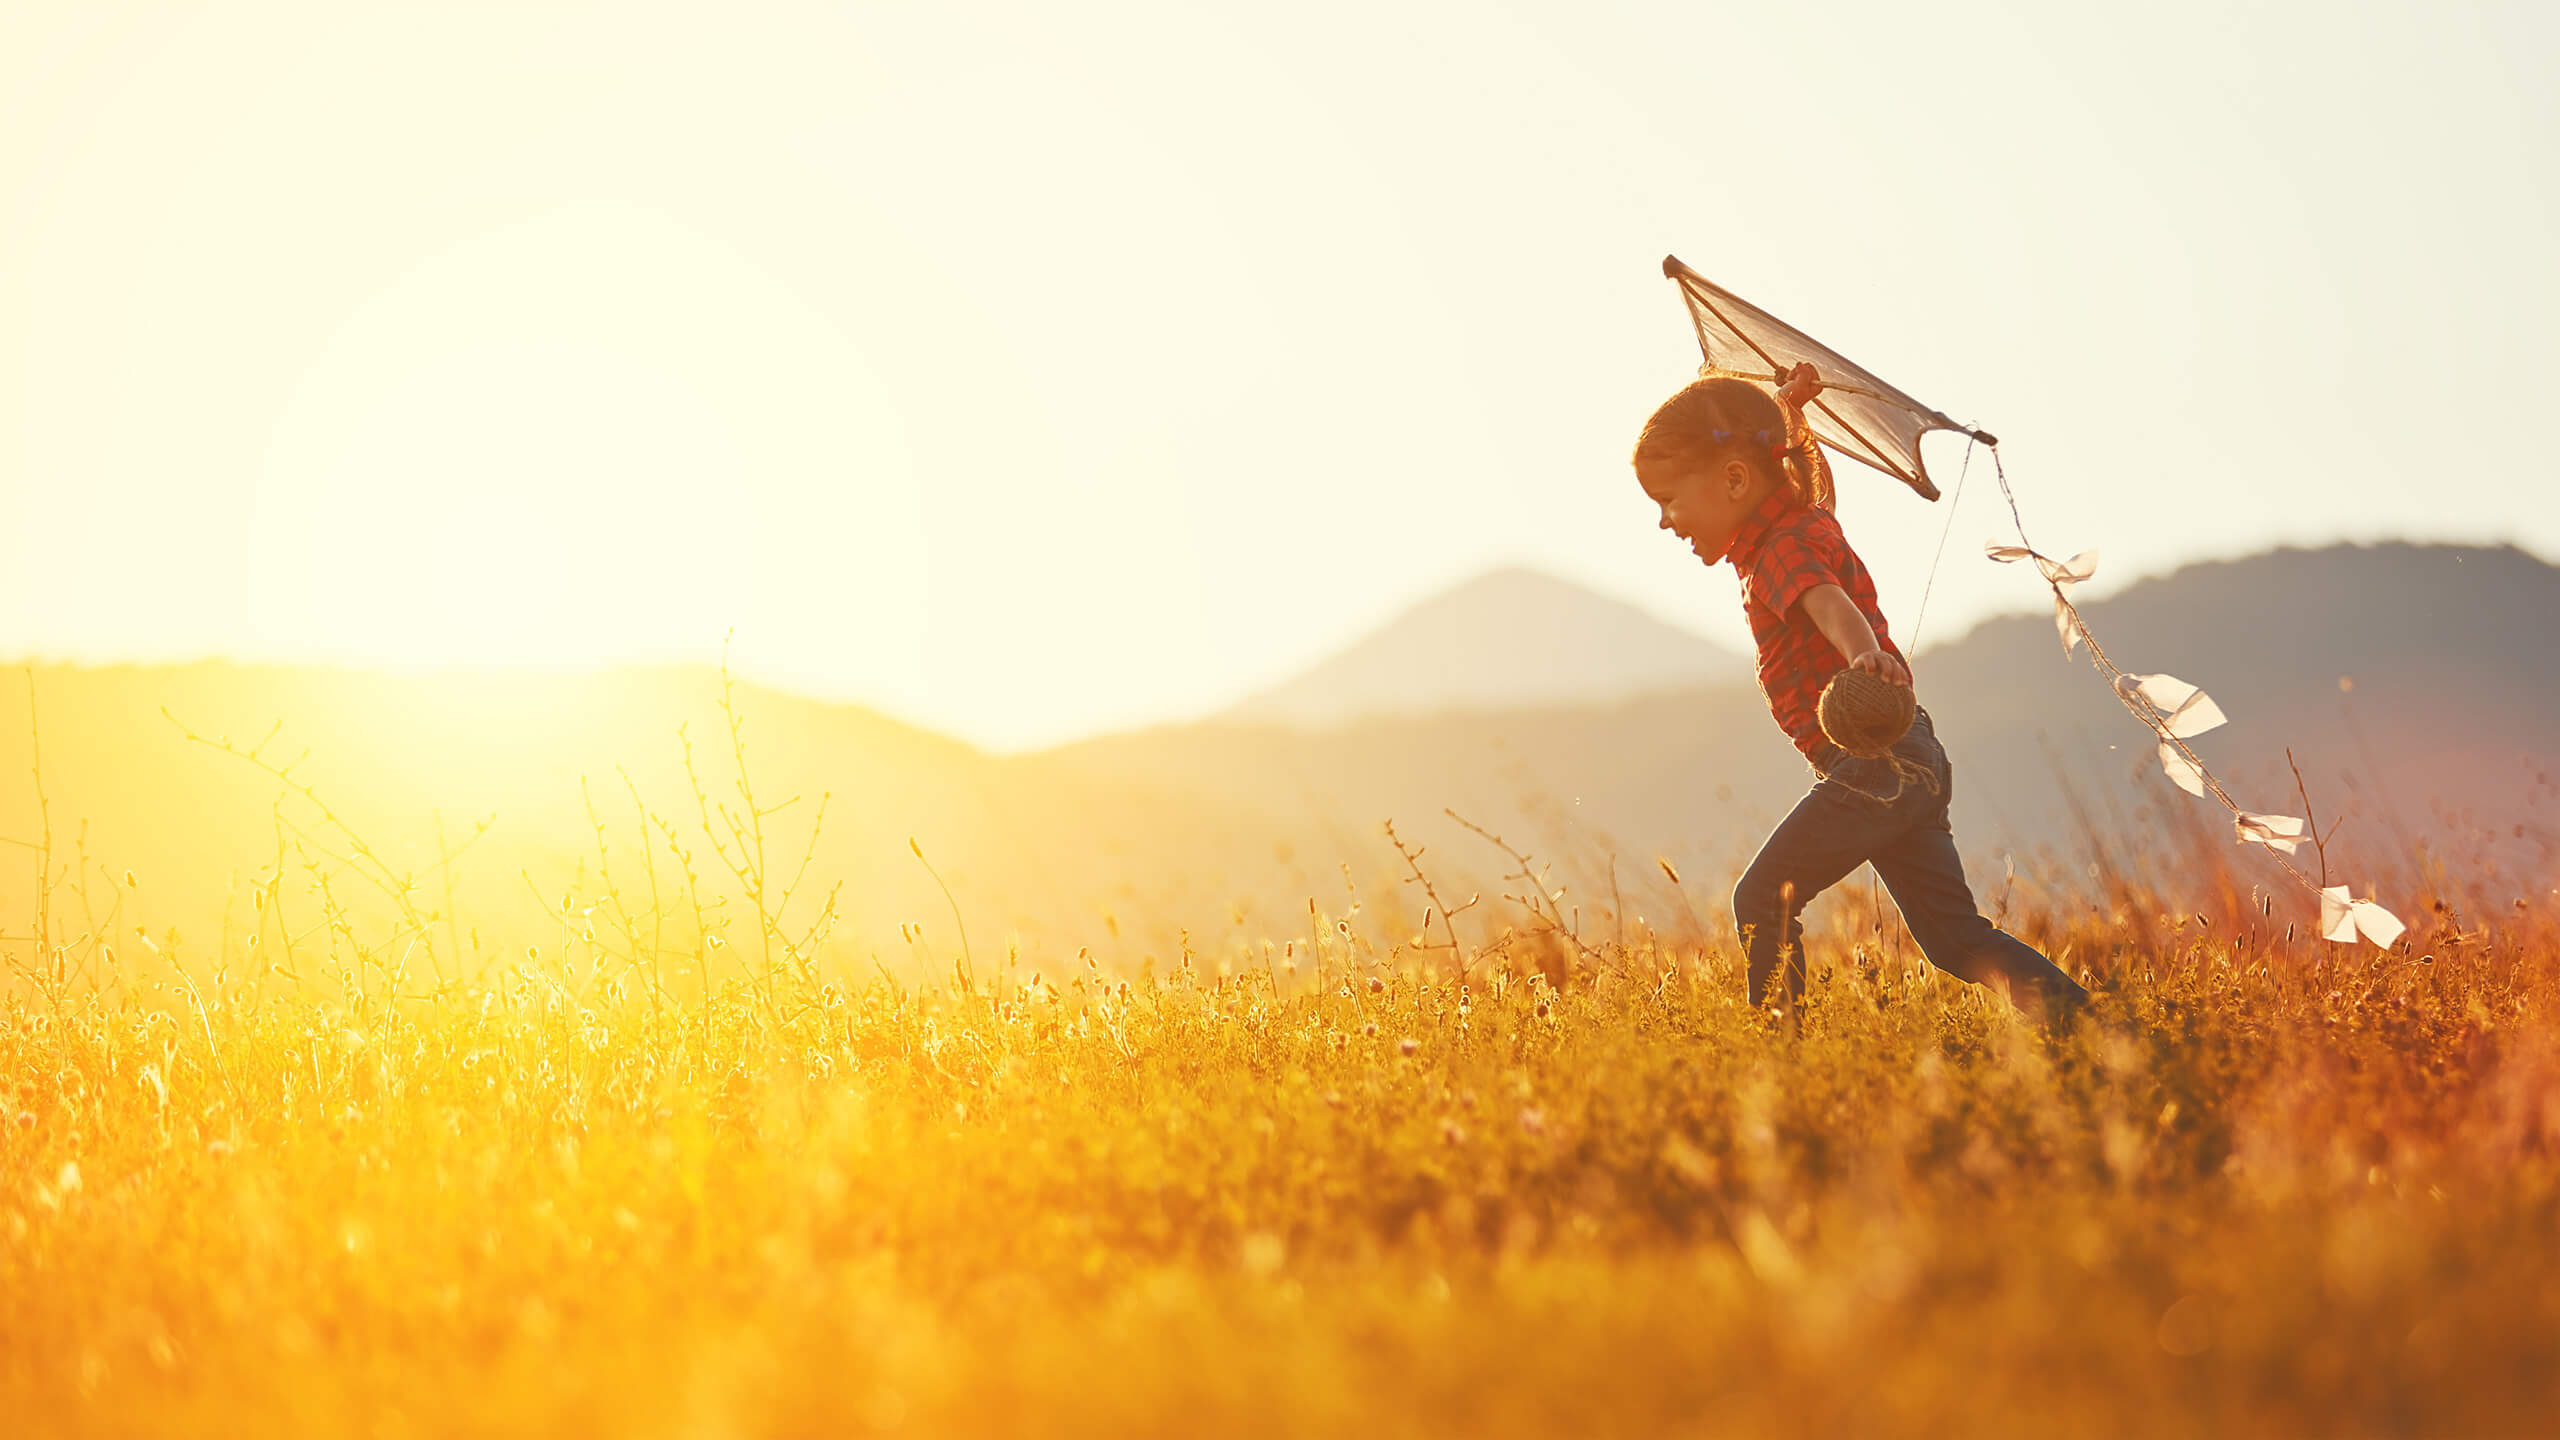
[{"xmin": 1726, "ymin": 490, "xmax": 1905, "ymax": 760}]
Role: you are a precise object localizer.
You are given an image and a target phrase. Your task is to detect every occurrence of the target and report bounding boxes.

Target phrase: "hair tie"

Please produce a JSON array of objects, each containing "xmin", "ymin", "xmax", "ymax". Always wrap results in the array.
[{"xmin": 1704, "ymin": 426, "xmax": 1789, "ymax": 463}]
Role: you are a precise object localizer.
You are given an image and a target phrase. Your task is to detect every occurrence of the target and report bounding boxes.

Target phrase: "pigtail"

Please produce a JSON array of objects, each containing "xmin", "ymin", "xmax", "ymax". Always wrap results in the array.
[{"xmin": 1777, "ymin": 414, "xmax": 1834, "ymax": 512}]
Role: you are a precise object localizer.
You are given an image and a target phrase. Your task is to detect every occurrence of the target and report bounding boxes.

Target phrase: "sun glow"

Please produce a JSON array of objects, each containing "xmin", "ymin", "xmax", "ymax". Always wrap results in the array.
[{"xmin": 252, "ymin": 207, "xmax": 930, "ymax": 711}]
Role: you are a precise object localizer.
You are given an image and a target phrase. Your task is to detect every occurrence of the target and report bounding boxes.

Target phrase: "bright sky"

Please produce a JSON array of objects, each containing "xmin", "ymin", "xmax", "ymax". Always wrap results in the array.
[{"xmin": 4, "ymin": 1, "xmax": 2553, "ymax": 751}]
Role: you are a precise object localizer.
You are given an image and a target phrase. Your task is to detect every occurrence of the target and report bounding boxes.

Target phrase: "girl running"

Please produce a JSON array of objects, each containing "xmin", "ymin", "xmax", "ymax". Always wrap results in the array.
[{"xmin": 1632, "ymin": 364, "xmax": 2087, "ymax": 1026}]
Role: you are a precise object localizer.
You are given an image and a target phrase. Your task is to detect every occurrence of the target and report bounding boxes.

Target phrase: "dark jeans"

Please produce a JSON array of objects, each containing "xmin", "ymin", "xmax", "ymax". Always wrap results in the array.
[{"xmin": 1732, "ymin": 708, "xmax": 2087, "ymax": 1023}]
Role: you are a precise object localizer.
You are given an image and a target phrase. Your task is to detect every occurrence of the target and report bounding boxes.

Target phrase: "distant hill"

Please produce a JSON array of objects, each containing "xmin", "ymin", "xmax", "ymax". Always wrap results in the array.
[
  {"xmin": 1039, "ymin": 543, "xmax": 2560, "ymax": 913},
  {"xmin": 1914, "ymin": 542, "xmax": 2560, "ymax": 868},
  {"xmin": 1221, "ymin": 565, "xmax": 1744, "ymax": 728}
]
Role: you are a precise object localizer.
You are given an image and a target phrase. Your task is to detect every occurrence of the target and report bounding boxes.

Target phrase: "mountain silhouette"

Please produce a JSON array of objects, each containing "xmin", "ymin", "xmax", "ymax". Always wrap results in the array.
[
  {"xmin": 1044, "ymin": 542, "xmax": 2560, "ymax": 912},
  {"xmin": 1221, "ymin": 565, "xmax": 1744, "ymax": 728}
]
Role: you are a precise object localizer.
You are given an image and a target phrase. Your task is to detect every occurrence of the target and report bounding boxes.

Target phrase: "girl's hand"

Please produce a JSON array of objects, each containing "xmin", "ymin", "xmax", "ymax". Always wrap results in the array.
[
  {"xmin": 1850, "ymin": 647, "xmax": 1912, "ymax": 688},
  {"xmin": 1777, "ymin": 362, "xmax": 1823, "ymax": 409}
]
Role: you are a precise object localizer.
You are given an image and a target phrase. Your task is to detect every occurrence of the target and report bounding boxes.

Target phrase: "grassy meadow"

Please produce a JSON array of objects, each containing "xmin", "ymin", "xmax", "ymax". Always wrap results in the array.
[{"xmin": 5, "ymin": 675, "xmax": 2559, "ymax": 1438}]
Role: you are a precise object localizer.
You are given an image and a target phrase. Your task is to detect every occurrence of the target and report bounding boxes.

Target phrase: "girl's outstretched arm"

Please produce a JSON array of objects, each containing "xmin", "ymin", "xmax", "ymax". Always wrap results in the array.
[{"xmin": 1802, "ymin": 584, "xmax": 1912, "ymax": 687}]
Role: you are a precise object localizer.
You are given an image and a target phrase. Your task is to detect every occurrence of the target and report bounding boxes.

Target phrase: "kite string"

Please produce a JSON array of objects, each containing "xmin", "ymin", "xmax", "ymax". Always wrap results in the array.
[
  {"xmin": 1906, "ymin": 434, "xmax": 1976, "ymax": 652},
  {"xmin": 1989, "ymin": 444, "xmax": 2034, "ymax": 551}
]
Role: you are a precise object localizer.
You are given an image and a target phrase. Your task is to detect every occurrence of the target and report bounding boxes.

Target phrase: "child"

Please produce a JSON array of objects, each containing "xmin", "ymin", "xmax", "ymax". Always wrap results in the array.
[{"xmin": 1632, "ymin": 364, "xmax": 2087, "ymax": 1026}]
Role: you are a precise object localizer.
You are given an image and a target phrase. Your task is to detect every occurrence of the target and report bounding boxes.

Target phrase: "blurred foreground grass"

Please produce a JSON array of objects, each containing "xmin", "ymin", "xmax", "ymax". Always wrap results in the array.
[{"xmin": 7, "ymin": 880, "xmax": 2559, "ymax": 1437}]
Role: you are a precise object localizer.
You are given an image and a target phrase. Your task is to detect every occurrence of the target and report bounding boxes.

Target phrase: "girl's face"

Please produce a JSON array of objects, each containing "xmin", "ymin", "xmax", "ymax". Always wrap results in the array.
[{"xmin": 1636, "ymin": 453, "xmax": 1764, "ymax": 566}]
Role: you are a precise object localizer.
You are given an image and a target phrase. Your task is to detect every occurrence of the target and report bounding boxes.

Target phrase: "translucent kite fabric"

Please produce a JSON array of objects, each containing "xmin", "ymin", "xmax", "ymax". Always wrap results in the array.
[{"xmin": 1663, "ymin": 256, "xmax": 1993, "ymax": 502}]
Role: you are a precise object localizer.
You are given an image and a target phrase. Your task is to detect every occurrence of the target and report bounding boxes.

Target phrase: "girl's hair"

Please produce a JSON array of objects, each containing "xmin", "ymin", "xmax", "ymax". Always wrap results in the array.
[{"xmin": 1631, "ymin": 376, "xmax": 1834, "ymax": 511}]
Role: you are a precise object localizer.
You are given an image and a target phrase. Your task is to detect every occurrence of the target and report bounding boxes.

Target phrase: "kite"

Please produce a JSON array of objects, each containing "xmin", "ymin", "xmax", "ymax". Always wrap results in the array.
[
  {"xmin": 1662, "ymin": 256, "xmax": 1995, "ymax": 502},
  {"xmin": 1659, "ymin": 254, "xmax": 2404, "ymax": 948}
]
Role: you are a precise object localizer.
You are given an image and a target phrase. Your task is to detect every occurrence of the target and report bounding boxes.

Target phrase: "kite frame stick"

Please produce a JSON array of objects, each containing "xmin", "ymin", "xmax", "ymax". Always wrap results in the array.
[{"xmin": 1714, "ymin": 374, "xmax": 1893, "ymax": 404}]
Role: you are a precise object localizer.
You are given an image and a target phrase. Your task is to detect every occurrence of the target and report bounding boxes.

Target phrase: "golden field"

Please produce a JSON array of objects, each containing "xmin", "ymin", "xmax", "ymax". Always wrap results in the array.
[{"xmin": 4, "ymin": 670, "xmax": 2558, "ymax": 1438}]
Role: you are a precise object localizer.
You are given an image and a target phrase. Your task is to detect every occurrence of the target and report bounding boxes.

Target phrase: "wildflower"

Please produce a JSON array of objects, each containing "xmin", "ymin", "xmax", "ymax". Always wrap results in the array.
[{"xmin": 1367, "ymin": 976, "xmax": 1384, "ymax": 995}]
